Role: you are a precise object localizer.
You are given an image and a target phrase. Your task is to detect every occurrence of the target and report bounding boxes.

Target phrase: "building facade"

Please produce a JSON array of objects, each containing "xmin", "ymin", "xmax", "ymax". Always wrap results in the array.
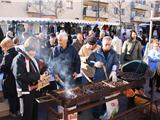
[
  {"xmin": 154, "ymin": 0, "xmax": 160, "ymax": 17},
  {"xmin": 0, "ymin": 0, "xmax": 28, "ymax": 17},
  {"xmin": 26, "ymin": 0, "xmax": 83, "ymax": 19},
  {"xmin": 0, "ymin": 0, "xmax": 159, "ymax": 30},
  {"xmin": 83, "ymin": 0, "xmax": 109, "ymax": 21}
]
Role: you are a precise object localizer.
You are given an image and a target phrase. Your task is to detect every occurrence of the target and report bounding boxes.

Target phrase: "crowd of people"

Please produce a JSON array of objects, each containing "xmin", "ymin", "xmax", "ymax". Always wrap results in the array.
[{"xmin": 0, "ymin": 26, "xmax": 159, "ymax": 120}]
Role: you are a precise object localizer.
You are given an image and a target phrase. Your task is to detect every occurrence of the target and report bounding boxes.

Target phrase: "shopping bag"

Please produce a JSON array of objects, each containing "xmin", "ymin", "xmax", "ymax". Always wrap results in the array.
[{"xmin": 103, "ymin": 99, "xmax": 119, "ymax": 119}]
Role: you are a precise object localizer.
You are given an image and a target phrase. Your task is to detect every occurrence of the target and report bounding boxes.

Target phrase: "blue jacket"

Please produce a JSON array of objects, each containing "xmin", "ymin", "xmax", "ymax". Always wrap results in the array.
[
  {"xmin": 87, "ymin": 48, "xmax": 119, "ymax": 81},
  {"xmin": 49, "ymin": 44, "xmax": 80, "ymax": 82},
  {"xmin": 147, "ymin": 49, "xmax": 160, "ymax": 72}
]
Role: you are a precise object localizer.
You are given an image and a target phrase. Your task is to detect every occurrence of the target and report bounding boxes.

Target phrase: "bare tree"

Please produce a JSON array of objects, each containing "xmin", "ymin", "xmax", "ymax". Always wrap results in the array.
[
  {"xmin": 55, "ymin": 0, "xmax": 63, "ymax": 18},
  {"xmin": 109, "ymin": 0, "xmax": 129, "ymax": 35}
]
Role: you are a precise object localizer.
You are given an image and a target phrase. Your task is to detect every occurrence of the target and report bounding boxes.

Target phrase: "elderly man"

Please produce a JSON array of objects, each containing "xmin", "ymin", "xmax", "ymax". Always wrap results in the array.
[
  {"xmin": 49, "ymin": 31, "xmax": 80, "ymax": 87},
  {"xmin": 86, "ymin": 36, "xmax": 119, "ymax": 119},
  {"xmin": 87, "ymin": 36, "xmax": 119, "ymax": 81}
]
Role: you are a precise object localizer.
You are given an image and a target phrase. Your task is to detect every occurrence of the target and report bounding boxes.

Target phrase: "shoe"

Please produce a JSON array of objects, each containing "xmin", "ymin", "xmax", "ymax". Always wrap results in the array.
[
  {"xmin": 16, "ymin": 111, "xmax": 21, "ymax": 117},
  {"xmin": 156, "ymin": 87, "xmax": 160, "ymax": 93},
  {"xmin": 10, "ymin": 113, "xmax": 17, "ymax": 117}
]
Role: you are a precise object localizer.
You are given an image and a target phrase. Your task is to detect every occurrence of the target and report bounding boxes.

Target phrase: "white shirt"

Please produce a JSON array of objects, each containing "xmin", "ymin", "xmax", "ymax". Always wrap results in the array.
[{"xmin": 112, "ymin": 36, "xmax": 122, "ymax": 55}]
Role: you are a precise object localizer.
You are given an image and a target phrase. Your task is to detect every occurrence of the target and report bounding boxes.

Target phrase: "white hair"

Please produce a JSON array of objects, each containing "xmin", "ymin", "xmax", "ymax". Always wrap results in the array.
[
  {"xmin": 57, "ymin": 31, "xmax": 68, "ymax": 41},
  {"xmin": 102, "ymin": 36, "xmax": 112, "ymax": 44}
]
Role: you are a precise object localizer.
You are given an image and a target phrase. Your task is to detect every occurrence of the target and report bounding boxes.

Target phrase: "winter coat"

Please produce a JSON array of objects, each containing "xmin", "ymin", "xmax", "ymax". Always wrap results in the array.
[
  {"xmin": 122, "ymin": 39, "xmax": 142, "ymax": 64},
  {"xmin": 112, "ymin": 36, "xmax": 122, "ymax": 55},
  {"xmin": 0, "ymin": 47, "xmax": 18, "ymax": 97},
  {"xmin": 12, "ymin": 52, "xmax": 40, "ymax": 91},
  {"xmin": 87, "ymin": 48, "xmax": 119, "ymax": 81},
  {"xmin": 147, "ymin": 49, "xmax": 160, "ymax": 73},
  {"xmin": 79, "ymin": 44, "xmax": 100, "ymax": 78},
  {"xmin": 50, "ymin": 44, "xmax": 80, "ymax": 83}
]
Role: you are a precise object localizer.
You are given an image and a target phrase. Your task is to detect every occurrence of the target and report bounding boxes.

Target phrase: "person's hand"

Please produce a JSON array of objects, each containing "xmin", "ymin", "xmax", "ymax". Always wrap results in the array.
[
  {"xmin": 28, "ymin": 85, "xmax": 38, "ymax": 91},
  {"xmin": 40, "ymin": 71, "xmax": 49, "ymax": 81},
  {"xmin": 73, "ymin": 72, "xmax": 77, "ymax": 80},
  {"xmin": 109, "ymin": 71, "xmax": 117, "ymax": 82},
  {"xmin": 94, "ymin": 61, "xmax": 104, "ymax": 68}
]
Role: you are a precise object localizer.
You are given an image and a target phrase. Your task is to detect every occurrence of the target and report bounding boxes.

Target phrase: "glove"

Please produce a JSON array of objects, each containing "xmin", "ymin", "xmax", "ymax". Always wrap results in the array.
[
  {"xmin": 94, "ymin": 61, "xmax": 104, "ymax": 68},
  {"xmin": 109, "ymin": 71, "xmax": 117, "ymax": 82},
  {"xmin": 80, "ymin": 57, "xmax": 88, "ymax": 62}
]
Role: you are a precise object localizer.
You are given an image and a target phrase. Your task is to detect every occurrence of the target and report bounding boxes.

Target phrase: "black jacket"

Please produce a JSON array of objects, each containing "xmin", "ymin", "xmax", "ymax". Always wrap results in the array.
[
  {"xmin": 50, "ymin": 44, "xmax": 80, "ymax": 84},
  {"xmin": 13, "ymin": 53, "xmax": 40, "ymax": 91},
  {"xmin": 0, "ymin": 47, "xmax": 18, "ymax": 97}
]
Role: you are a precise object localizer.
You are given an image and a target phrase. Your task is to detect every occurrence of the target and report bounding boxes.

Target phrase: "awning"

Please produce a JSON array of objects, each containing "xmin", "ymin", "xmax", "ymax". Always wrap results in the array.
[
  {"xmin": 53, "ymin": 19, "xmax": 120, "ymax": 26},
  {"xmin": 53, "ymin": 19, "xmax": 92, "ymax": 24},
  {"xmin": 0, "ymin": 17, "xmax": 120, "ymax": 26},
  {"xmin": 0, "ymin": 17, "xmax": 53, "ymax": 23}
]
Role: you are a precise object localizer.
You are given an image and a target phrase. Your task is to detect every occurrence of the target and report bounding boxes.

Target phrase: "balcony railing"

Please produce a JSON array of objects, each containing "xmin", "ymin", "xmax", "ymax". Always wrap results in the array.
[
  {"xmin": 100, "ymin": 12, "xmax": 108, "ymax": 18},
  {"xmin": 84, "ymin": 0, "xmax": 108, "ymax": 6},
  {"xmin": 131, "ymin": 16, "xmax": 148, "ymax": 22},
  {"xmin": 131, "ymin": 2, "xmax": 148, "ymax": 10},
  {"xmin": 83, "ymin": 8, "xmax": 96, "ymax": 17}
]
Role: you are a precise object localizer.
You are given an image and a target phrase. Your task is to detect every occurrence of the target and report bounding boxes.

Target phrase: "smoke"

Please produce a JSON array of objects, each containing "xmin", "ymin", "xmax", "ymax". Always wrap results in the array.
[{"xmin": 48, "ymin": 52, "xmax": 77, "ymax": 98}]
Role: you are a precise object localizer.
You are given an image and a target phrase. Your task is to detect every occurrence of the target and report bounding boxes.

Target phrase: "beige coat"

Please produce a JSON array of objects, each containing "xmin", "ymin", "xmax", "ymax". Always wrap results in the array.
[
  {"xmin": 79, "ymin": 44, "xmax": 101, "ymax": 78},
  {"xmin": 122, "ymin": 39, "xmax": 142, "ymax": 64}
]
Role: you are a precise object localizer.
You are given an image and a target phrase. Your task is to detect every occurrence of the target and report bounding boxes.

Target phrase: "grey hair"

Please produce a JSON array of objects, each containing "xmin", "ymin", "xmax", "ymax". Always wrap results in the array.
[
  {"xmin": 57, "ymin": 31, "xmax": 68, "ymax": 41},
  {"xmin": 102, "ymin": 36, "xmax": 112, "ymax": 43}
]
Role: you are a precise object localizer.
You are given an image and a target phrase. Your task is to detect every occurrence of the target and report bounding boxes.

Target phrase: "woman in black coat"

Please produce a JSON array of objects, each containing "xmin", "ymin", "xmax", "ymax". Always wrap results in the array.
[{"xmin": 0, "ymin": 37, "xmax": 19, "ymax": 116}]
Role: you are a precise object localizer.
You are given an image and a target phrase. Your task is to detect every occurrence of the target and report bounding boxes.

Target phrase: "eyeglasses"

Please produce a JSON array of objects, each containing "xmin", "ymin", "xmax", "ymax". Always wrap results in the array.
[{"xmin": 104, "ymin": 44, "xmax": 112, "ymax": 46}]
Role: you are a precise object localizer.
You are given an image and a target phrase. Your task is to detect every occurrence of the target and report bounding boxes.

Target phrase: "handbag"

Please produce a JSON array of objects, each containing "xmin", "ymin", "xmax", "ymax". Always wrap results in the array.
[
  {"xmin": 124, "ymin": 54, "xmax": 132, "ymax": 61},
  {"xmin": 124, "ymin": 41, "xmax": 137, "ymax": 61}
]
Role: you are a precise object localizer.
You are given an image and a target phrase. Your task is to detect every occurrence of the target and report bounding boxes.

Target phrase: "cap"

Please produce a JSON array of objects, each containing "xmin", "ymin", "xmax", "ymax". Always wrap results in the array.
[{"xmin": 86, "ymin": 36, "xmax": 97, "ymax": 45}]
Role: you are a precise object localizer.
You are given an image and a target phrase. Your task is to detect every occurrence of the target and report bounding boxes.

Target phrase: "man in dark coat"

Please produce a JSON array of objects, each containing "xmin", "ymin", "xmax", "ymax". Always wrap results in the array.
[
  {"xmin": 0, "ymin": 37, "xmax": 19, "ymax": 116},
  {"xmin": 86, "ymin": 36, "xmax": 119, "ymax": 119},
  {"xmin": 87, "ymin": 36, "xmax": 119, "ymax": 81},
  {"xmin": 50, "ymin": 31, "xmax": 81, "ymax": 87}
]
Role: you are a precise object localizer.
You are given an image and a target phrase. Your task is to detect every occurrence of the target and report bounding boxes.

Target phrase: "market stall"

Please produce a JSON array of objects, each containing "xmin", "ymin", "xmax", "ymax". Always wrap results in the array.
[{"xmin": 36, "ymin": 70, "xmax": 149, "ymax": 120}]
